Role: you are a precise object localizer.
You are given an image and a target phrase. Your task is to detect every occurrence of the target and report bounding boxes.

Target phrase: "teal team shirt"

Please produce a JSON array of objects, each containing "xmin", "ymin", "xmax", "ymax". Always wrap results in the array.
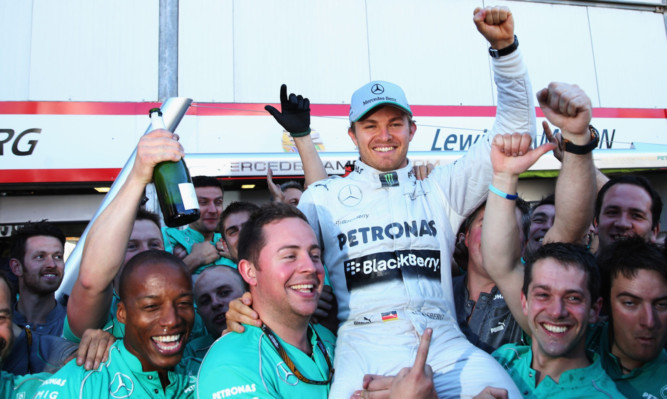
[
  {"xmin": 162, "ymin": 227, "xmax": 237, "ymax": 275},
  {"xmin": 587, "ymin": 322, "xmax": 667, "ymax": 399},
  {"xmin": 1, "ymin": 371, "xmax": 50, "ymax": 399},
  {"xmin": 34, "ymin": 340, "xmax": 196, "ymax": 399},
  {"xmin": 196, "ymin": 324, "xmax": 335, "ymax": 399},
  {"xmin": 492, "ymin": 343, "xmax": 626, "ymax": 398}
]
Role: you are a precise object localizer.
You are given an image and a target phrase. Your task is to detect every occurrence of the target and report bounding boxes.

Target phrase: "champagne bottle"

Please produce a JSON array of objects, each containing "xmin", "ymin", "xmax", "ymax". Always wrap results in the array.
[{"xmin": 149, "ymin": 108, "xmax": 201, "ymax": 227}]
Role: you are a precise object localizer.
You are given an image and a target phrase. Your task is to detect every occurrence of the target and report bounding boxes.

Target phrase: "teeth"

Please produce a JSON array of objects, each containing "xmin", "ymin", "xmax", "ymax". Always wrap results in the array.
[
  {"xmin": 153, "ymin": 334, "xmax": 180, "ymax": 343},
  {"xmin": 543, "ymin": 324, "xmax": 568, "ymax": 333},
  {"xmin": 290, "ymin": 284, "xmax": 314, "ymax": 293},
  {"xmin": 374, "ymin": 147, "xmax": 394, "ymax": 152}
]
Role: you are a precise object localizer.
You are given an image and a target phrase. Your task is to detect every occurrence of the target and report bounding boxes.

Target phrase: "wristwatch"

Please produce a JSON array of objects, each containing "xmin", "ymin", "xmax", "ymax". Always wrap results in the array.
[
  {"xmin": 489, "ymin": 35, "xmax": 518, "ymax": 58},
  {"xmin": 563, "ymin": 125, "xmax": 600, "ymax": 155}
]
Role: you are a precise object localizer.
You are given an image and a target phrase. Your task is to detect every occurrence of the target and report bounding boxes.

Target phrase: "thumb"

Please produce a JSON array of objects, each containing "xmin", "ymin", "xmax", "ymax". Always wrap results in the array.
[
  {"xmin": 527, "ymin": 142, "xmax": 557, "ymax": 164},
  {"xmin": 265, "ymin": 105, "xmax": 282, "ymax": 119}
]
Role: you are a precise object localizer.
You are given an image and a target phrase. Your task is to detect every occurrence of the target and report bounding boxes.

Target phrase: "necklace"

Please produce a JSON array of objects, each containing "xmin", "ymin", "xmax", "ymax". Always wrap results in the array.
[{"xmin": 261, "ymin": 324, "xmax": 334, "ymax": 385}]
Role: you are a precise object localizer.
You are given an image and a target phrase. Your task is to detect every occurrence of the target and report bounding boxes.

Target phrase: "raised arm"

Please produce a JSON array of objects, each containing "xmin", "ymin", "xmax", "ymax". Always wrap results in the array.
[
  {"xmin": 538, "ymin": 83, "xmax": 597, "ymax": 245},
  {"xmin": 481, "ymin": 134, "xmax": 554, "ymax": 333},
  {"xmin": 67, "ymin": 130, "xmax": 183, "ymax": 338},
  {"xmin": 265, "ymin": 84, "xmax": 328, "ymax": 186}
]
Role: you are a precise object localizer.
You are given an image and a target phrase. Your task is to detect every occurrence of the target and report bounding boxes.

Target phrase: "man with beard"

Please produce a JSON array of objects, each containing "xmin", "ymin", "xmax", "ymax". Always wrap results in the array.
[
  {"xmin": 35, "ymin": 250, "xmax": 196, "ymax": 398},
  {"xmin": 5, "ymin": 221, "xmax": 67, "ymax": 374}
]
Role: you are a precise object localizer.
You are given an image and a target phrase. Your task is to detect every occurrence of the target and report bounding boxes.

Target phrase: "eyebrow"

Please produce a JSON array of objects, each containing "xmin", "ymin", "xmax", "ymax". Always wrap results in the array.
[
  {"xmin": 616, "ymin": 292, "xmax": 667, "ymax": 302},
  {"xmin": 278, "ymin": 244, "xmax": 321, "ymax": 252}
]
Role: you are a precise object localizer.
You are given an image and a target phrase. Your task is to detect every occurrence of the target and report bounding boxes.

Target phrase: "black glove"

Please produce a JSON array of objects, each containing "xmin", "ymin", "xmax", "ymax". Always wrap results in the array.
[{"xmin": 264, "ymin": 84, "xmax": 311, "ymax": 137}]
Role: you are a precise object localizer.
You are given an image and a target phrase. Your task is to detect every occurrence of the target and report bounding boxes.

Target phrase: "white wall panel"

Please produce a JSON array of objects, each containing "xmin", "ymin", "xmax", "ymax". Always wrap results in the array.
[
  {"xmin": 365, "ymin": 0, "xmax": 494, "ymax": 106},
  {"xmin": 231, "ymin": 0, "xmax": 368, "ymax": 104},
  {"xmin": 499, "ymin": 1, "xmax": 600, "ymax": 107},
  {"xmin": 588, "ymin": 7, "xmax": 667, "ymax": 108},
  {"xmin": 28, "ymin": 0, "xmax": 158, "ymax": 101},
  {"xmin": 0, "ymin": 2, "xmax": 33, "ymax": 100},
  {"xmin": 179, "ymin": 0, "xmax": 235, "ymax": 102}
]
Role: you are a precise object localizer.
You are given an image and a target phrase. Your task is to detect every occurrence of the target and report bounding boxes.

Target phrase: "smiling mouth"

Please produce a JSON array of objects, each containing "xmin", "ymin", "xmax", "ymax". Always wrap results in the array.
[
  {"xmin": 290, "ymin": 283, "xmax": 316, "ymax": 294},
  {"xmin": 151, "ymin": 334, "xmax": 184, "ymax": 354},
  {"xmin": 541, "ymin": 323, "xmax": 569, "ymax": 334},
  {"xmin": 373, "ymin": 146, "xmax": 396, "ymax": 153}
]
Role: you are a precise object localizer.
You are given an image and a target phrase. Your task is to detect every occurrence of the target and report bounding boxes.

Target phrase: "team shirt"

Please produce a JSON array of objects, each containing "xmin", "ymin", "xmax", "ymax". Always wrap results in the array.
[
  {"xmin": 0, "ymin": 371, "xmax": 50, "ymax": 399},
  {"xmin": 493, "ymin": 343, "xmax": 627, "ymax": 398},
  {"xmin": 34, "ymin": 340, "xmax": 196, "ymax": 399},
  {"xmin": 587, "ymin": 322, "xmax": 667, "ymax": 399},
  {"xmin": 196, "ymin": 324, "xmax": 335, "ymax": 399},
  {"xmin": 162, "ymin": 227, "xmax": 236, "ymax": 275}
]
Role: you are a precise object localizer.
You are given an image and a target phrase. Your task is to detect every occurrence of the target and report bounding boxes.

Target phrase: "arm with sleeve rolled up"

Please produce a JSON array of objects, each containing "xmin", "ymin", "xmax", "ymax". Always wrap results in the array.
[
  {"xmin": 482, "ymin": 133, "xmax": 555, "ymax": 334},
  {"xmin": 265, "ymin": 84, "xmax": 328, "ymax": 187},
  {"xmin": 538, "ymin": 83, "xmax": 597, "ymax": 245},
  {"xmin": 67, "ymin": 130, "xmax": 184, "ymax": 338}
]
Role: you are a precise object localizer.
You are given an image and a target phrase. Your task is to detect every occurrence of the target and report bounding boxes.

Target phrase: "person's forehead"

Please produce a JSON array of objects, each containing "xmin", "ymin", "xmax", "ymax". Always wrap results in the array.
[
  {"xmin": 260, "ymin": 218, "xmax": 316, "ymax": 250},
  {"xmin": 283, "ymin": 188, "xmax": 302, "ymax": 198},
  {"xmin": 131, "ymin": 219, "xmax": 162, "ymax": 238},
  {"xmin": 358, "ymin": 105, "xmax": 409, "ymax": 122},
  {"xmin": 611, "ymin": 268, "xmax": 667, "ymax": 294},
  {"xmin": 603, "ymin": 183, "xmax": 652, "ymax": 209},
  {"xmin": 223, "ymin": 211, "xmax": 250, "ymax": 230},
  {"xmin": 128, "ymin": 262, "xmax": 191, "ymax": 296},
  {"xmin": 532, "ymin": 204, "xmax": 555, "ymax": 216},
  {"xmin": 531, "ymin": 258, "xmax": 588, "ymax": 291},
  {"xmin": 25, "ymin": 235, "xmax": 63, "ymax": 252},
  {"xmin": 195, "ymin": 186, "xmax": 223, "ymax": 200},
  {"xmin": 195, "ymin": 267, "xmax": 239, "ymax": 294}
]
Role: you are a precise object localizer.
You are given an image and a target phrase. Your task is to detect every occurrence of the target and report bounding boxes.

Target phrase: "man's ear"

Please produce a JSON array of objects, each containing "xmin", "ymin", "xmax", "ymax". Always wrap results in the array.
[
  {"xmin": 116, "ymin": 301, "xmax": 126, "ymax": 325},
  {"xmin": 9, "ymin": 259, "xmax": 22, "ymax": 277},
  {"xmin": 650, "ymin": 223, "xmax": 660, "ymax": 243},
  {"xmin": 589, "ymin": 297, "xmax": 603, "ymax": 323},
  {"xmin": 347, "ymin": 127, "xmax": 359, "ymax": 147},
  {"xmin": 238, "ymin": 259, "xmax": 258, "ymax": 287},
  {"xmin": 520, "ymin": 290, "xmax": 529, "ymax": 317},
  {"xmin": 408, "ymin": 121, "xmax": 417, "ymax": 142}
]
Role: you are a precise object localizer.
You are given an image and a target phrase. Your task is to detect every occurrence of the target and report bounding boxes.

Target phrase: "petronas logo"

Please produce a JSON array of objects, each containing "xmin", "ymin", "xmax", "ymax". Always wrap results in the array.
[{"xmin": 380, "ymin": 172, "xmax": 399, "ymax": 187}]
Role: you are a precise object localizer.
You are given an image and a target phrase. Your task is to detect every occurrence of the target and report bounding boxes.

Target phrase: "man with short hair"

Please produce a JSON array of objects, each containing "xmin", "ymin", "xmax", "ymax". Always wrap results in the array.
[
  {"xmin": 491, "ymin": 243, "xmax": 624, "ymax": 397},
  {"xmin": 589, "ymin": 237, "xmax": 667, "ymax": 398},
  {"xmin": 181, "ymin": 265, "xmax": 245, "ymax": 364},
  {"xmin": 163, "ymin": 176, "xmax": 233, "ymax": 275},
  {"xmin": 258, "ymin": 7, "xmax": 533, "ymax": 397},
  {"xmin": 219, "ymin": 201, "xmax": 260, "ymax": 265},
  {"xmin": 35, "ymin": 250, "xmax": 196, "ymax": 398},
  {"xmin": 6, "ymin": 221, "xmax": 67, "ymax": 374},
  {"xmin": 197, "ymin": 203, "xmax": 335, "ymax": 398},
  {"xmin": 524, "ymin": 194, "xmax": 555, "ymax": 257},
  {"xmin": 595, "ymin": 175, "xmax": 662, "ymax": 252}
]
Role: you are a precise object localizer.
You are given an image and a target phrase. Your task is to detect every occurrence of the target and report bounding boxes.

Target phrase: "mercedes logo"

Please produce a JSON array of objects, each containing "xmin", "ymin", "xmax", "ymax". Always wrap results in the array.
[
  {"xmin": 338, "ymin": 185, "xmax": 363, "ymax": 207},
  {"xmin": 371, "ymin": 84, "xmax": 384, "ymax": 95}
]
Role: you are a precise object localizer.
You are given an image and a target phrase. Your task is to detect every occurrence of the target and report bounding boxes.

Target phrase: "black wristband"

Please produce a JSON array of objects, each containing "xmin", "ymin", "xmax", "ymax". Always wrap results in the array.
[
  {"xmin": 563, "ymin": 125, "xmax": 600, "ymax": 155},
  {"xmin": 489, "ymin": 35, "xmax": 518, "ymax": 58}
]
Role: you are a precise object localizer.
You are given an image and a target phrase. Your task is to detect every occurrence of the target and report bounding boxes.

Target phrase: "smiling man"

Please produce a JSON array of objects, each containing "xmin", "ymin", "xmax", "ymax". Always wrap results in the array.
[
  {"xmin": 491, "ymin": 244, "xmax": 624, "ymax": 398},
  {"xmin": 595, "ymin": 175, "xmax": 662, "ymax": 252},
  {"xmin": 5, "ymin": 221, "xmax": 67, "ymax": 375},
  {"xmin": 197, "ymin": 203, "xmax": 335, "ymax": 398},
  {"xmin": 35, "ymin": 250, "xmax": 196, "ymax": 398}
]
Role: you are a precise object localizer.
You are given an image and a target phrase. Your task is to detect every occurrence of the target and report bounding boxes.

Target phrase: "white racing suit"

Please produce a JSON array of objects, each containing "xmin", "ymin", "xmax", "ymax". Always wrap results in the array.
[{"xmin": 297, "ymin": 49, "xmax": 534, "ymax": 399}]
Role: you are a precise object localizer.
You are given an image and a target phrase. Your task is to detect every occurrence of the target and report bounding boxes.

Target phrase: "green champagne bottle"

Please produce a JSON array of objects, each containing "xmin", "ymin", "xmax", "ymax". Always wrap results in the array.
[{"xmin": 149, "ymin": 108, "xmax": 200, "ymax": 227}]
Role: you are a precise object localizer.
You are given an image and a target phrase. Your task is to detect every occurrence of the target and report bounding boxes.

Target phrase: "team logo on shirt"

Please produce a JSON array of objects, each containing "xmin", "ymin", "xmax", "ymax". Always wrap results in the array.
[
  {"xmin": 276, "ymin": 362, "xmax": 298, "ymax": 386},
  {"xmin": 109, "ymin": 372, "xmax": 134, "ymax": 398},
  {"xmin": 338, "ymin": 185, "xmax": 363, "ymax": 207},
  {"xmin": 344, "ymin": 249, "xmax": 441, "ymax": 290}
]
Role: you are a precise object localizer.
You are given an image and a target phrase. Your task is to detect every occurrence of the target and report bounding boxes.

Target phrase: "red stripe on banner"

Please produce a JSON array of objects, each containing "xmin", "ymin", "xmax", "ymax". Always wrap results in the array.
[
  {"xmin": 1, "ymin": 169, "xmax": 122, "ymax": 184},
  {"xmin": 1, "ymin": 101, "xmax": 665, "ymax": 118}
]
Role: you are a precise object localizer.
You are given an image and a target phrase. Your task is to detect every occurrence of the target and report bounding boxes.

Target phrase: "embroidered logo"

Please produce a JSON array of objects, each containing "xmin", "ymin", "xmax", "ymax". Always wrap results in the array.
[{"xmin": 109, "ymin": 372, "xmax": 134, "ymax": 398}]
